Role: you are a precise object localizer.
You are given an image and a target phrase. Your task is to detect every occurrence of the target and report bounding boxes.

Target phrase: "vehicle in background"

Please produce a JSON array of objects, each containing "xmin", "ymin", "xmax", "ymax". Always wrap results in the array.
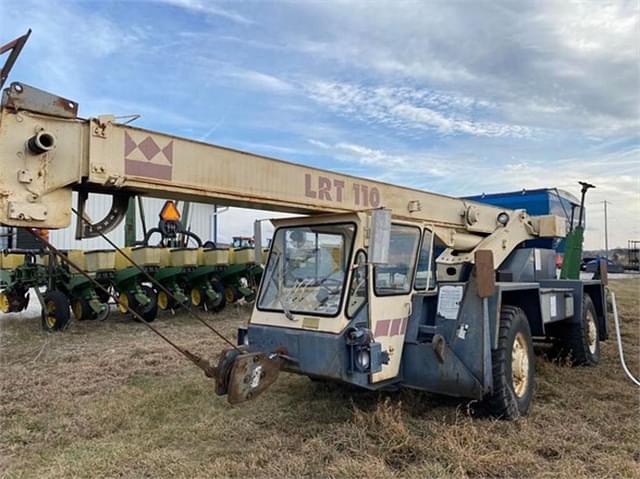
[
  {"xmin": 580, "ymin": 256, "xmax": 597, "ymax": 271},
  {"xmin": 584, "ymin": 257, "xmax": 625, "ymax": 274}
]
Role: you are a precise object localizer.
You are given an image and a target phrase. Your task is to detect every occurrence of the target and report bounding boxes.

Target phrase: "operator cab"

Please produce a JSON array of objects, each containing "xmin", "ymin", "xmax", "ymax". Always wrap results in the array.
[{"xmin": 247, "ymin": 211, "xmax": 442, "ymax": 385}]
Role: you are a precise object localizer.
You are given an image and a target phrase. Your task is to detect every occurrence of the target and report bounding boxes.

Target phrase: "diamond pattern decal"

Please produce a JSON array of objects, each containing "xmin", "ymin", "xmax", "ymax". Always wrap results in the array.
[
  {"xmin": 138, "ymin": 136, "xmax": 161, "ymax": 161},
  {"xmin": 124, "ymin": 132, "xmax": 174, "ymax": 180}
]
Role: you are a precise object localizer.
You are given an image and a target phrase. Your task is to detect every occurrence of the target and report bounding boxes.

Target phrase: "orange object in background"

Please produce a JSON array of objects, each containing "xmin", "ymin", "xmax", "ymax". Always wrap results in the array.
[
  {"xmin": 34, "ymin": 228, "xmax": 49, "ymax": 241},
  {"xmin": 159, "ymin": 201, "xmax": 181, "ymax": 221}
]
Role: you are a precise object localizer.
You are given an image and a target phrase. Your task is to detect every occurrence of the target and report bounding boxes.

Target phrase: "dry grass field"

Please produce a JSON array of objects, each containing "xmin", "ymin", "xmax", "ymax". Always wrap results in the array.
[{"xmin": 1, "ymin": 279, "xmax": 638, "ymax": 478}]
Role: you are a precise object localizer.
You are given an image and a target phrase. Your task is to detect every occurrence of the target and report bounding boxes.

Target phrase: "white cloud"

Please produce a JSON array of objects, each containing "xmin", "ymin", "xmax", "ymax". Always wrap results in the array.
[
  {"xmin": 156, "ymin": 0, "xmax": 254, "ymax": 25},
  {"xmin": 305, "ymin": 81, "xmax": 531, "ymax": 138},
  {"xmin": 223, "ymin": 68, "xmax": 295, "ymax": 93},
  {"xmin": 276, "ymin": 1, "xmax": 639, "ymax": 136}
]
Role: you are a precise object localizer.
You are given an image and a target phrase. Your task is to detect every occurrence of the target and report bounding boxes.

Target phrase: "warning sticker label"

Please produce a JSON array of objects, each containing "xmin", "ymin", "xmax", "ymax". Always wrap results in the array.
[{"xmin": 437, "ymin": 285, "xmax": 464, "ymax": 320}]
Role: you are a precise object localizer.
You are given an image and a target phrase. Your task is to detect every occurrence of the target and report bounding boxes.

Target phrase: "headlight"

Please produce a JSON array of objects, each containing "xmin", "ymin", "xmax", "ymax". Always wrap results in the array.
[
  {"xmin": 355, "ymin": 349, "xmax": 370, "ymax": 371},
  {"xmin": 237, "ymin": 328, "xmax": 249, "ymax": 346}
]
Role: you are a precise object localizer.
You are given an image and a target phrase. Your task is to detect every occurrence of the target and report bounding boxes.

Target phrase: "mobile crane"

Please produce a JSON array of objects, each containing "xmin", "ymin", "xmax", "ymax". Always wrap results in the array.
[{"xmin": 0, "ymin": 34, "xmax": 609, "ymax": 418}]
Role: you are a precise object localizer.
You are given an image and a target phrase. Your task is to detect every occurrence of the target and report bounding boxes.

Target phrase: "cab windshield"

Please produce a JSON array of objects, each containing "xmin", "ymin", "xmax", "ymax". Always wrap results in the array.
[{"xmin": 258, "ymin": 223, "xmax": 355, "ymax": 316}]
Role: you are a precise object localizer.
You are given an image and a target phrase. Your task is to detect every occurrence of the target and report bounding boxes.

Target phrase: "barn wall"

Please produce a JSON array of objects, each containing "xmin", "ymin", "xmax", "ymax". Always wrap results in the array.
[
  {"xmin": 49, "ymin": 193, "xmax": 216, "ymax": 250},
  {"xmin": 49, "ymin": 193, "xmax": 124, "ymax": 250},
  {"xmin": 41, "ymin": 193, "xmax": 291, "ymax": 251}
]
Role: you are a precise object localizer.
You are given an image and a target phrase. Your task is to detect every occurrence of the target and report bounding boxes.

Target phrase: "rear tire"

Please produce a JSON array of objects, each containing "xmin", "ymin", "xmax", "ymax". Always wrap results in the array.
[
  {"xmin": 206, "ymin": 278, "xmax": 226, "ymax": 313},
  {"xmin": 118, "ymin": 287, "xmax": 158, "ymax": 322},
  {"xmin": 72, "ymin": 297, "xmax": 94, "ymax": 321},
  {"xmin": 96, "ymin": 303, "xmax": 110, "ymax": 321},
  {"xmin": 117, "ymin": 291, "xmax": 135, "ymax": 314},
  {"xmin": 41, "ymin": 291, "xmax": 71, "ymax": 332},
  {"xmin": 158, "ymin": 290, "xmax": 175, "ymax": 311},
  {"xmin": 138, "ymin": 285, "xmax": 158, "ymax": 322},
  {"xmin": 224, "ymin": 285, "xmax": 241, "ymax": 304},
  {"xmin": 483, "ymin": 305, "xmax": 535, "ymax": 420},
  {"xmin": 556, "ymin": 295, "xmax": 600, "ymax": 366},
  {"xmin": 1, "ymin": 289, "xmax": 29, "ymax": 313},
  {"xmin": 190, "ymin": 287, "xmax": 203, "ymax": 307}
]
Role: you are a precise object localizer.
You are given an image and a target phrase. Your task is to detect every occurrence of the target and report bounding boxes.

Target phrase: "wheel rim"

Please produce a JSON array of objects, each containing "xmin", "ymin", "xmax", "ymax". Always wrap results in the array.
[
  {"xmin": 224, "ymin": 287, "xmax": 235, "ymax": 304},
  {"xmin": 190, "ymin": 288, "xmax": 202, "ymax": 306},
  {"xmin": 0, "ymin": 292, "xmax": 9, "ymax": 313},
  {"xmin": 45, "ymin": 301, "xmax": 57, "ymax": 329},
  {"xmin": 158, "ymin": 291, "xmax": 169, "ymax": 310},
  {"xmin": 72, "ymin": 300, "xmax": 83, "ymax": 320},
  {"xmin": 512, "ymin": 332, "xmax": 530, "ymax": 398},
  {"xmin": 586, "ymin": 310, "xmax": 598, "ymax": 355},
  {"xmin": 118, "ymin": 293, "xmax": 129, "ymax": 313}
]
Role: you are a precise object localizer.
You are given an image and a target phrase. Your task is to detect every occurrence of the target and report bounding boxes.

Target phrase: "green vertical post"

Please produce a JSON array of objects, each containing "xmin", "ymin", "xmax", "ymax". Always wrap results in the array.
[
  {"xmin": 125, "ymin": 197, "xmax": 136, "ymax": 247},
  {"xmin": 560, "ymin": 226, "xmax": 584, "ymax": 279}
]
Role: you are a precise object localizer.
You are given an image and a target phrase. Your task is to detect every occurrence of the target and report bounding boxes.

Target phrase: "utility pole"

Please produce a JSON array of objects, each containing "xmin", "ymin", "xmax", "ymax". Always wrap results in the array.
[
  {"xmin": 213, "ymin": 205, "xmax": 217, "ymax": 245},
  {"xmin": 603, "ymin": 200, "xmax": 609, "ymax": 259}
]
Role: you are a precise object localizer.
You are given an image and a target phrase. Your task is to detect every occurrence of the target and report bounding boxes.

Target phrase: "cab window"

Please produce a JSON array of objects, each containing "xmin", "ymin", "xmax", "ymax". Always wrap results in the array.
[
  {"xmin": 258, "ymin": 223, "xmax": 355, "ymax": 316},
  {"xmin": 347, "ymin": 250, "xmax": 368, "ymax": 317},
  {"xmin": 414, "ymin": 229, "xmax": 436, "ymax": 290},
  {"xmin": 373, "ymin": 225, "xmax": 420, "ymax": 296}
]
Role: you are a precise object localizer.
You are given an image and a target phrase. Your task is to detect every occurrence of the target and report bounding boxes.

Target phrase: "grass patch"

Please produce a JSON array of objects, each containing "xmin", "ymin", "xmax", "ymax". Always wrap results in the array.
[{"xmin": 1, "ymin": 281, "xmax": 638, "ymax": 478}]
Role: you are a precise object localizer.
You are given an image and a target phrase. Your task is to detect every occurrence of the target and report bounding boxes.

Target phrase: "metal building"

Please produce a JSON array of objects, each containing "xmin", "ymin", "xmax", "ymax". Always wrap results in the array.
[
  {"xmin": 2, "ymin": 192, "xmax": 288, "ymax": 251},
  {"xmin": 47, "ymin": 193, "xmax": 216, "ymax": 250}
]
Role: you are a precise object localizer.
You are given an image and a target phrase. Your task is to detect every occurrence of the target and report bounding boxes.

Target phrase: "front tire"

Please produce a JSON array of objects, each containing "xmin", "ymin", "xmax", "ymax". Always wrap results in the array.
[
  {"xmin": 41, "ymin": 291, "xmax": 71, "ymax": 332},
  {"xmin": 484, "ymin": 305, "xmax": 535, "ymax": 420}
]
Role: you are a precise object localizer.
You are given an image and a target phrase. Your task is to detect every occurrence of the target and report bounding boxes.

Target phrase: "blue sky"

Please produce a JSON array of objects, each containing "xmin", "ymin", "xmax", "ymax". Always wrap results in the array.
[{"xmin": 1, "ymin": 0, "xmax": 638, "ymax": 249}]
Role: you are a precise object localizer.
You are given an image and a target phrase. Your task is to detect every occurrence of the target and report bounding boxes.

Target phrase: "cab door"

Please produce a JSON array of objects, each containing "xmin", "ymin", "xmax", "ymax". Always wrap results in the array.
[{"xmin": 368, "ymin": 224, "xmax": 421, "ymax": 382}]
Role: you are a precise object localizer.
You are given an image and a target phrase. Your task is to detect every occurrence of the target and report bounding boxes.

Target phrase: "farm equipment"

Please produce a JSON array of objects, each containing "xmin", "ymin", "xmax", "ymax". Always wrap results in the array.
[
  {"xmin": 131, "ymin": 202, "xmax": 258, "ymax": 312},
  {"xmin": 182, "ymin": 248, "xmax": 226, "ymax": 312},
  {"xmin": 112, "ymin": 246, "xmax": 160, "ymax": 322},
  {"xmin": 0, "ymin": 239, "xmax": 259, "ymax": 328},
  {"xmin": 0, "ymin": 34, "xmax": 615, "ymax": 419},
  {"xmin": 50, "ymin": 249, "xmax": 111, "ymax": 326},
  {"xmin": 0, "ymin": 248, "xmax": 112, "ymax": 330},
  {"xmin": 208, "ymin": 236, "xmax": 265, "ymax": 304},
  {"xmin": 0, "ymin": 250, "xmax": 45, "ymax": 313}
]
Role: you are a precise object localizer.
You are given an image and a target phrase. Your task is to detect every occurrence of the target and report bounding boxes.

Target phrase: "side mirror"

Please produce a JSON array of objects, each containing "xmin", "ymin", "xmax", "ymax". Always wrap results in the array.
[
  {"xmin": 253, "ymin": 220, "xmax": 263, "ymax": 264},
  {"xmin": 369, "ymin": 209, "xmax": 391, "ymax": 264}
]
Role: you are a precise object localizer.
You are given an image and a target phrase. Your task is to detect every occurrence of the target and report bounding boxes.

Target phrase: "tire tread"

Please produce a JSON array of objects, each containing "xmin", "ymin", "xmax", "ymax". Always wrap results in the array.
[{"xmin": 484, "ymin": 305, "xmax": 533, "ymax": 420}]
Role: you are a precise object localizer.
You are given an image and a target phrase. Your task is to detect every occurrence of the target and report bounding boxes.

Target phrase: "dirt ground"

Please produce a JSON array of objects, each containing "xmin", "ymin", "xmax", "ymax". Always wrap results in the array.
[{"xmin": 1, "ymin": 279, "xmax": 638, "ymax": 478}]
